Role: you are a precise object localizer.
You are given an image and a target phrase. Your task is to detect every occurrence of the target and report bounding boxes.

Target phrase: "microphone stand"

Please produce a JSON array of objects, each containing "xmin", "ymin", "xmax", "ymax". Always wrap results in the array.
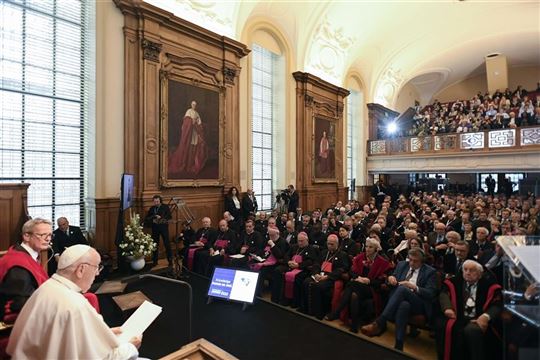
[{"xmin": 169, "ymin": 197, "xmax": 196, "ymax": 279}]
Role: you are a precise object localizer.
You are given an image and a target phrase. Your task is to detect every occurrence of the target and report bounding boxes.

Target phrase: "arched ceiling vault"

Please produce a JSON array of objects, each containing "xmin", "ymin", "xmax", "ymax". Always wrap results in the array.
[{"xmin": 144, "ymin": 0, "xmax": 540, "ymax": 108}]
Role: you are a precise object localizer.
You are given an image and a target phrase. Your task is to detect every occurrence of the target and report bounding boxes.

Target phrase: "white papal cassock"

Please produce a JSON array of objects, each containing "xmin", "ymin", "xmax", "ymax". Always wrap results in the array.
[{"xmin": 7, "ymin": 274, "xmax": 138, "ymax": 359}]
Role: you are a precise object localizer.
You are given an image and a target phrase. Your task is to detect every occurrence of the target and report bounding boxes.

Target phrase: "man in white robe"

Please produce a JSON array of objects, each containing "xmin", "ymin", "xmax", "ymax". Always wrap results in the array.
[{"xmin": 7, "ymin": 245, "xmax": 141, "ymax": 359}]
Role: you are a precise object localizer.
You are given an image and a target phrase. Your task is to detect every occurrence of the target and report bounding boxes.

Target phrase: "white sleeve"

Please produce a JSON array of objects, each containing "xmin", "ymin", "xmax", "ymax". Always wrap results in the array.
[{"xmin": 104, "ymin": 343, "xmax": 139, "ymax": 360}]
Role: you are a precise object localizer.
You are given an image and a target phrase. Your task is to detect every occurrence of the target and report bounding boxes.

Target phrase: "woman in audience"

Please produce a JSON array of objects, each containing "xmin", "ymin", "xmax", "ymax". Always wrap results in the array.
[
  {"xmin": 224, "ymin": 186, "xmax": 242, "ymax": 224},
  {"xmin": 325, "ymin": 237, "xmax": 391, "ymax": 333}
]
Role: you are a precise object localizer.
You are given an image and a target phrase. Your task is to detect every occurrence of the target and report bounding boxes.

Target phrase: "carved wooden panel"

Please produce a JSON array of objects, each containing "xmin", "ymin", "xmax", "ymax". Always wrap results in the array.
[
  {"xmin": 0, "ymin": 183, "xmax": 30, "ymax": 250},
  {"xmin": 366, "ymin": 103, "xmax": 399, "ymax": 140},
  {"xmin": 293, "ymin": 72, "xmax": 349, "ymax": 209},
  {"xmin": 96, "ymin": 0, "xmax": 250, "ymax": 262}
]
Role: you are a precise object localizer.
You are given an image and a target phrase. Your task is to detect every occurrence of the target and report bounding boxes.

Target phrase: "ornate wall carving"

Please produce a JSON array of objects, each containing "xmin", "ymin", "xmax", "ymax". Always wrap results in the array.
[
  {"xmin": 293, "ymin": 71, "xmax": 349, "ymax": 211},
  {"xmin": 374, "ymin": 67, "xmax": 404, "ymax": 108},
  {"xmin": 305, "ymin": 17, "xmax": 355, "ymax": 86}
]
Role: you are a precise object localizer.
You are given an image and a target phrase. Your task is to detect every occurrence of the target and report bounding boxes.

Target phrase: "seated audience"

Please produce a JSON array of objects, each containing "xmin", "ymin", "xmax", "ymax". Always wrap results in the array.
[
  {"xmin": 326, "ymin": 237, "xmax": 391, "ymax": 332},
  {"xmin": 194, "ymin": 219, "xmax": 238, "ymax": 276},
  {"xmin": 188, "ymin": 217, "xmax": 217, "ymax": 272},
  {"xmin": 361, "ymin": 248, "xmax": 437, "ymax": 351},
  {"xmin": 435, "ymin": 260, "xmax": 502, "ymax": 360},
  {"xmin": 252, "ymin": 226, "xmax": 289, "ymax": 294},
  {"xmin": 271, "ymin": 231, "xmax": 318, "ymax": 306},
  {"xmin": 301, "ymin": 234, "xmax": 349, "ymax": 319},
  {"xmin": 229, "ymin": 220, "xmax": 264, "ymax": 268}
]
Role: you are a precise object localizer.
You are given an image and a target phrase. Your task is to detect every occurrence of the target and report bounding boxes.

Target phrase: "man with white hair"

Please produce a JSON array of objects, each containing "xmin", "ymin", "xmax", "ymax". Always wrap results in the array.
[
  {"xmin": 436, "ymin": 259, "xmax": 502, "ymax": 360},
  {"xmin": 0, "ymin": 218, "xmax": 51, "ymax": 326},
  {"xmin": 7, "ymin": 245, "xmax": 142, "ymax": 359}
]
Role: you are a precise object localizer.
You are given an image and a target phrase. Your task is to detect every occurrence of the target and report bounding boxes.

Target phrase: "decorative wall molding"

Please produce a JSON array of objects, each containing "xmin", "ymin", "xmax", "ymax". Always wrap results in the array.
[
  {"xmin": 305, "ymin": 17, "xmax": 355, "ymax": 86},
  {"xmin": 374, "ymin": 67, "xmax": 404, "ymax": 108},
  {"xmin": 141, "ymin": 39, "xmax": 162, "ymax": 62}
]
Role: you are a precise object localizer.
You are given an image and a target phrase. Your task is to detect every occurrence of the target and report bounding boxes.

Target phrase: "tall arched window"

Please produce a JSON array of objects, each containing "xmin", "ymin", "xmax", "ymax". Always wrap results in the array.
[
  {"xmin": 0, "ymin": 0, "xmax": 92, "ymax": 226},
  {"xmin": 251, "ymin": 42, "xmax": 284, "ymax": 210}
]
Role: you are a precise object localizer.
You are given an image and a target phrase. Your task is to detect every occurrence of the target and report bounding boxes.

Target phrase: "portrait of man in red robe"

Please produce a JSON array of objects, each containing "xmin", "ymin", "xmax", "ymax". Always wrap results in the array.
[
  {"xmin": 314, "ymin": 118, "xmax": 335, "ymax": 179},
  {"xmin": 169, "ymin": 100, "xmax": 207, "ymax": 175},
  {"xmin": 166, "ymin": 80, "xmax": 219, "ymax": 180}
]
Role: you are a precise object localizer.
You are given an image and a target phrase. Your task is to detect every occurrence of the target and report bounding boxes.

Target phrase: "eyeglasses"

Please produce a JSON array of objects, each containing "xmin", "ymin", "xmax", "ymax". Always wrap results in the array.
[
  {"xmin": 30, "ymin": 232, "xmax": 53, "ymax": 240},
  {"xmin": 82, "ymin": 263, "xmax": 104, "ymax": 275}
]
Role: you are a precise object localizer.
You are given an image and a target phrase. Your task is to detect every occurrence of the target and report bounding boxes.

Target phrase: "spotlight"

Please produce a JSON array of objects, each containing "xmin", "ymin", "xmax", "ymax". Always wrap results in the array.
[{"xmin": 387, "ymin": 122, "xmax": 398, "ymax": 134}]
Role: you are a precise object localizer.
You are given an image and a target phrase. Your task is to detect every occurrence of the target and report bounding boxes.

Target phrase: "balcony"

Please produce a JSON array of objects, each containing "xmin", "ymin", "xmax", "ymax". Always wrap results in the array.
[{"xmin": 368, "ymin": 126, "xmax": 540, "ymax": 156}]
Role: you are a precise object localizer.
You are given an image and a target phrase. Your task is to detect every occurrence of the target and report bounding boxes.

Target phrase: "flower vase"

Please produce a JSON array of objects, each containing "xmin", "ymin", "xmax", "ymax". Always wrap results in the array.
[{"xmin": 130, "ymin": 257, "xmax": 145, "ymax": 271}]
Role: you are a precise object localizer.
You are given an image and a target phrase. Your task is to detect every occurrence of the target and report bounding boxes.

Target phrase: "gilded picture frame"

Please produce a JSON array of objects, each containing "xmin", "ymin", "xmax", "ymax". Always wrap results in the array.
[{"xmin": 160, "ymin": 69, "xmax": 224, "ymax": 187}]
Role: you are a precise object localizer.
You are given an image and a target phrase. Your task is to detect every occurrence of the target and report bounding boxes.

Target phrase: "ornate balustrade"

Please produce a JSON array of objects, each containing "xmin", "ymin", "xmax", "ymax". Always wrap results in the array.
[{"xmin": 368, "ymin": 126, "xmax": 540, "ymax": 156}]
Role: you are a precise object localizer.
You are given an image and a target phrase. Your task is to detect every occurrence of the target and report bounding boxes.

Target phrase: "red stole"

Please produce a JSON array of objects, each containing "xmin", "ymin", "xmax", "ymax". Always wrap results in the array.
[
  {"xmin": 351, "ymin": 254, "xmax": 391, "ymax": 314},
  {"xmin": 443, "ymin": 279, "xmax": 501, "ymax": 360},
  {"xmin": 0, "ymin": 246, "xmax": 48, "ymax": 285}
]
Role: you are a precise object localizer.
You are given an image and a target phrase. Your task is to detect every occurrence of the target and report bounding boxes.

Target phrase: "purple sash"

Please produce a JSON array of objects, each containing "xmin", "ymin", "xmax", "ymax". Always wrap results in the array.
[
  {"xmin": 214, "ymin": 239, "xmax": 229, "ymax": 249},
  {"xmin": 187, "ymin": 237, "xmax": 207, "ymax": 270},
  {"xmin": 284, "ymin": 254, "xmax": 304, "ymax": 299},
  {"xmin": 250, "ymin": 246, "xmax": 277, "ymax": 271}
]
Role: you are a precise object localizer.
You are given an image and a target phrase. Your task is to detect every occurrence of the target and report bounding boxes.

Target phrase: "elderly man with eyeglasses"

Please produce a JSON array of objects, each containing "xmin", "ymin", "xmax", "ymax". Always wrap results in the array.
[
  {"xmin": 7, "ymin": 244, "xmax": 142, "ymax": 359},
  {"xmin": 0, "ymin": 218, "xmax": 52, "ymax": 327}
]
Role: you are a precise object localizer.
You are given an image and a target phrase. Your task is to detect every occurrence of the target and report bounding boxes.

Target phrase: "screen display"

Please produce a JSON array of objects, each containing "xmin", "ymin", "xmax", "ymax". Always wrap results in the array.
[
  {"xmin": 207, "ymin": 267, "xmax": 259, "ymax": 304},
  {"xmin": 121, "ymin": 174, "xmax": 134, "ymax": 210}
]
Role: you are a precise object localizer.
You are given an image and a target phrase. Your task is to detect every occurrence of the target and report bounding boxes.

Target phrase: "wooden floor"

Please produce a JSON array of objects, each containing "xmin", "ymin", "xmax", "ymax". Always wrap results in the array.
[{"xmin": 152, "ymin": 260, "xmax": 437, "ymax": 360}]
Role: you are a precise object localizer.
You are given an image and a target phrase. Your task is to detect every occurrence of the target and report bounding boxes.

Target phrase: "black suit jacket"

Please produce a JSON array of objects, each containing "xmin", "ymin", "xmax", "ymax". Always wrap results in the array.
[
  {"xmin": 241, "ymin": 195, "xmax": 258, "ymax": 220},
  {"xmin": 287, "ymin": 191, "xmax": 299, "ymax": 213},
  {"xmin": 224, "ymin": 196, "xmax": 241, "ymax": 220},
  {"xmin": 144, "ymin": 204, "xmax": 172, "ymax": 230},
  {"xmin": 52, "ymin": 226, "xmax": 87, "ymax": 255}
]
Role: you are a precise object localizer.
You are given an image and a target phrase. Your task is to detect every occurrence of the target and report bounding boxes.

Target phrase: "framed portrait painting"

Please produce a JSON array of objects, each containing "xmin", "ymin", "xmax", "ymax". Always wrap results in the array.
[
  {"xmin": 313, "ymin": 116, "xmax": 336, "ymax": 181},
  {"xmin": 161, "ymin": 74, "xmax": 222, "ymax": 187}
]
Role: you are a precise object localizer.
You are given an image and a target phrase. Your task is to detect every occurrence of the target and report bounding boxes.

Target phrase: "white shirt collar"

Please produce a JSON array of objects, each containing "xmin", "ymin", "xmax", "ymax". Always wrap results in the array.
[
  {"xmin": 20, "ymin": 243, "xmax": 39, "ymax": 261},
  {"xmin": 51, "ymin": 273, "xmax": 82, "ymax": 293}
]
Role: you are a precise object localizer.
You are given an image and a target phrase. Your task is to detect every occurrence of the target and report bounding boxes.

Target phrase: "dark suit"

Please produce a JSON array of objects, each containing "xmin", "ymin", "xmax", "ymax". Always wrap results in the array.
[
  {"xmin": 145, "ymin": 204, "xmax": 172, "ymax": 264},
  {"xmin": 224, "ymin": 196, "xmax": 242, "ymax": 221},
  {"xmin": 302, "ymin": 249, "xmax": 350, "ymax": 319},
  {"xmin": 241, "ymin": 194, "xmax": 258, "ymax": 220},
  {"xmin": 379, "ymin": 260, "xmax": 437, "ymax": 345},
  {"xmin": 52, "ymin": 226, "xmax": 87, "ymax": 255},
  {"xmin": 51, "ymin": 226, "xmax": 88, "ymax": 275},
  {"xmin": 445, "ymin": 218, "xmax": 462, "ymax": 232},
  {"xmin": 287, "ymin": 190, "xmax": 299, "ymax": 214}
]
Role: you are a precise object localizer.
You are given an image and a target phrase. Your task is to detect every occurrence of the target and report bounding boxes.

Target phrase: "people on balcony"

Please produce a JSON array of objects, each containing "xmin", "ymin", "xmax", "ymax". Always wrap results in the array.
[{"xmin": 394, "ymin": 86, "xmax": 540, "ymax": 139}]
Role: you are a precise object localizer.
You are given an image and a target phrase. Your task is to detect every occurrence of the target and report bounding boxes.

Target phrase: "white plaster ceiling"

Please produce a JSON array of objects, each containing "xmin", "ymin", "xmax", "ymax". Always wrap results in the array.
[{"xmin": 144, "ymin": 0, "xmax": 540, "ymax": 107}]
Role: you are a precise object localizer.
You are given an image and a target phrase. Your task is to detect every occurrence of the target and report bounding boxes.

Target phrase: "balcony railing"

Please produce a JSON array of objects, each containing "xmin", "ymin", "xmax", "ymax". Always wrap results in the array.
[{"xmin": 368, "ymin": 126, "xmax": 540, "ymax": 156}]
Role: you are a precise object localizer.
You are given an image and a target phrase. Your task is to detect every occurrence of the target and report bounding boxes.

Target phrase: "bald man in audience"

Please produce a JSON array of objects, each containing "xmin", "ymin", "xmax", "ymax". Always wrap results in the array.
[
  {"xmin": 254, "ymin": 226, "xmax": 289, "ymax": 295},
  {"xmin": 7, "ymin": 245, "xmax": 142, "ymax": 359},
  {"xmin": 271, "ymin": 231, "xmax": 318, "ymax": 306},
  {"xmin": 195, "ymin": 219, "xmax": 238, "ymax": 276},
  {"xmin": 301, "ymin": 234, "xmax": 349, "ymax": 319}
]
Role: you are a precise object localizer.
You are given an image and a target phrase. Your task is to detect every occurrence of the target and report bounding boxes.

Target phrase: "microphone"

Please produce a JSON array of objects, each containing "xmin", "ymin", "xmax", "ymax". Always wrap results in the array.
[{"xmin": 47, "ymin": 242, "xmax": 56, "ymax": 263}]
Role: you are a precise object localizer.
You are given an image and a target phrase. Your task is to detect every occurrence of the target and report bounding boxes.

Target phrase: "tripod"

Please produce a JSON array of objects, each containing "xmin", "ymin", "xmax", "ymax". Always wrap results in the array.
[{"xmin": 167, "ymin": 197, "xmax": 196, "ymax": 279}]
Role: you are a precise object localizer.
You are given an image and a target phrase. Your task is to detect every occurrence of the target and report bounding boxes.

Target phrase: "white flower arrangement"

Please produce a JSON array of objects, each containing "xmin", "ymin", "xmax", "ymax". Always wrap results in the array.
[{"xmin": 120, "ymin": 213, "xmax": 156, "ymax": 258}]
